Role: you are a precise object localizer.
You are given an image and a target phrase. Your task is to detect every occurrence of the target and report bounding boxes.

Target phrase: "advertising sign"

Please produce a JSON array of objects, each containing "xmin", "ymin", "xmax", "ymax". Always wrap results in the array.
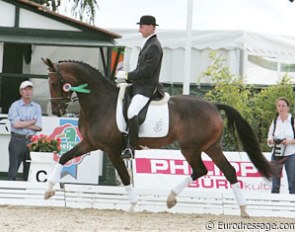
[
  {"xmin": 133, "ymin": 150, "xmax": 288, "ymax": 193},
  {"xmin": 0, "ymin": 114, "xmax": 102, "ymax": 184},
  {"xmin": 33, "ymin": 116, "xmax": 102, "ymax": 184}
]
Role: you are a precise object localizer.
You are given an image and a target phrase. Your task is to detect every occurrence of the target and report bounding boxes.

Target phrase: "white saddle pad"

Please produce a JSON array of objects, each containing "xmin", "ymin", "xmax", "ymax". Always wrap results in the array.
[{"xmin": 116, "ymin": 83, "xmax": 169, "ymax": 138}]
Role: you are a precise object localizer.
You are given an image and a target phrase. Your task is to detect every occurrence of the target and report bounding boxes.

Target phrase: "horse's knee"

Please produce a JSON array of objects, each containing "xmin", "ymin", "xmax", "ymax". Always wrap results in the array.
[{"xmin": 59, "ymin": 153, "xmax": 71, "ymax": 165}]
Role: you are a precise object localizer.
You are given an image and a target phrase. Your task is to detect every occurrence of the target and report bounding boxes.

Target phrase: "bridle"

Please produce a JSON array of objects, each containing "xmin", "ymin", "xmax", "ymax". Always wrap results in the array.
[
  {"xmin": 48, "ymin": 64, "xmax": 72, "ymax": 113},
  {"xmin": 47, "ymin": 63, "xmax": 91, "ymax": 115}
]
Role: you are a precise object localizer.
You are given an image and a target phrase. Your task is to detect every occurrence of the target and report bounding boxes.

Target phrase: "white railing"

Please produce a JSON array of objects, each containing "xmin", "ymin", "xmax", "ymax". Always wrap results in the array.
[
  {"xmin": 0, "ymin": 181, "xmax": 294, "ymax": 218},
  {"xmin": 0, "ymin": 181, "xmax": 64, "ymax": 207}
]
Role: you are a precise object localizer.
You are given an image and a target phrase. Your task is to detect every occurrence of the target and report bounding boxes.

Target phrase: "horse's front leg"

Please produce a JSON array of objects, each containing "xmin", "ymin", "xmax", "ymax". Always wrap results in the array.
[
  {"xmin": 107, "ymin": 151, "xmax": 137, "ymax": 212},
  {"xmin": 44, "ymin": 140, "xmax": 94, "ymax": 199}
]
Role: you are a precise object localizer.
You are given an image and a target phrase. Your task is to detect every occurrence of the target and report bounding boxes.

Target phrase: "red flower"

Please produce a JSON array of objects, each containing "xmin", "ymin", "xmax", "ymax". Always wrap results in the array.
[{"xmin": 28, "ymin": 134, "xmax": 61, "ymax": 153}]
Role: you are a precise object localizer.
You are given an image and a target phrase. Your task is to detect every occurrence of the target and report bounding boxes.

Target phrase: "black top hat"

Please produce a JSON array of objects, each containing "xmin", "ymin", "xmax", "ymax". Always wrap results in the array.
[{"xmin": 137, "ymin": 15, "xmax": 159, "ymax": 26}]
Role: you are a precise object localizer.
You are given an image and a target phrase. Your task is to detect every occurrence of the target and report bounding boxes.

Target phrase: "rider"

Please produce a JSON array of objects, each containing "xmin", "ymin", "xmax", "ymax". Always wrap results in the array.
[{"xmin": 116, "ymin": 15, "xmax": 163, "ymax": 158}]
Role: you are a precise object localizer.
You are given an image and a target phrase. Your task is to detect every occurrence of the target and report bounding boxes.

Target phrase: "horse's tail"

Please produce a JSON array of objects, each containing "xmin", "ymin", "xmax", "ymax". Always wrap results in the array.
[{"xmin": 216, "ymin": 104, "xmax": 273, "ymax": 179}]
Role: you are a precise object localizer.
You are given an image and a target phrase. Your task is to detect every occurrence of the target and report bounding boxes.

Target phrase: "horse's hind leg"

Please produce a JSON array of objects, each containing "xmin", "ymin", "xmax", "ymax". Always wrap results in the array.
[
  {"xmin": 167, "ymin": 150, "xmax": 208, "ymax": 208},
  {"xmin": 205, "ymin": 145, "xmax": 249, "ymax": 218}
]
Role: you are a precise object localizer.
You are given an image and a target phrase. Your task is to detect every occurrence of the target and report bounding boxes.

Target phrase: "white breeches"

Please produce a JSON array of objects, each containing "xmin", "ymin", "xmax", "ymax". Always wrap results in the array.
[{"xmin": 127, "ymin": 94, "xmax": 150, "ymax": 119}]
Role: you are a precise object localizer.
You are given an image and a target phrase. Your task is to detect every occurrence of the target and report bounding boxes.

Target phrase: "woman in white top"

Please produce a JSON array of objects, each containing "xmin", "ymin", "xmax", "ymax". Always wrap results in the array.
[{"xmin": 267, "ymin": 97, "xmax": 295, "ymax": 194}]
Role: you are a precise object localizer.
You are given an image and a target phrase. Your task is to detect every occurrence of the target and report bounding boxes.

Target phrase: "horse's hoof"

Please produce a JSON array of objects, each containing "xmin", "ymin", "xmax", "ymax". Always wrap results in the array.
[
  {"xmin": 240, "ymin": 205, "xmax": 250, "ymax": 218},
  {"xmin": 241, "ymin": 211, "xmax": 250, "ymax": 218},
  {"xmin": 166, "ymin": 191, "xmax": 177, "ymax": 209},
  {"xmin": 127, "ymin": 202, "xmax": 137, "ymax": 213},
  {"xmin": 167, "ymin": 198, "xmax": 177, "ymax": 208},
  {"xmin": 44, "ymin": 190, "xmax": 55, "ymax": 200}
]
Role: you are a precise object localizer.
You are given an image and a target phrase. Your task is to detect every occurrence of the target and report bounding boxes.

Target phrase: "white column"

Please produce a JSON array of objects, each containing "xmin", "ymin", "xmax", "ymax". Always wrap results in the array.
[{"xmin": 183, "ymin": 0, "xmax": 194, "ymax": 95}]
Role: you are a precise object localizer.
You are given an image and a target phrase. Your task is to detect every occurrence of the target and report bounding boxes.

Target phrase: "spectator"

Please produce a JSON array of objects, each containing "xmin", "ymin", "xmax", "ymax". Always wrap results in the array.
[
  {"xmin": 267, "ymin": 97, "xmax": 295, "ymax": 194},
  {"xmin": 8, "ymin": 80, "xmax": 42, "ymax": 180}
]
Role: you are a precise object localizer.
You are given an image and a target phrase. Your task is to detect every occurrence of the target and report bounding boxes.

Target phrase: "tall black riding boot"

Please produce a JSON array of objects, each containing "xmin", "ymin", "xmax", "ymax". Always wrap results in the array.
[{"xmin": 121, "ymin": 116, "xmax": 139, "ymax": 159}]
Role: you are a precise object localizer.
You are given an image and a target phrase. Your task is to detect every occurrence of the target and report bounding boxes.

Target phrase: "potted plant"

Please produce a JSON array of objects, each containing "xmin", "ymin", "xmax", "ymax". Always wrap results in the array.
[{"xmin": 27, "ymin": 134, "xmax": 61, "ymax": 162}]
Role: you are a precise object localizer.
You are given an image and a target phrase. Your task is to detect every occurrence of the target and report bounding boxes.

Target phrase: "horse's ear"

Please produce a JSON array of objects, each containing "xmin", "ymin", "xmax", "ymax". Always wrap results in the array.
[{"xmin": 41, "ymin": 58, "xmax": 55, "ymax": 72}]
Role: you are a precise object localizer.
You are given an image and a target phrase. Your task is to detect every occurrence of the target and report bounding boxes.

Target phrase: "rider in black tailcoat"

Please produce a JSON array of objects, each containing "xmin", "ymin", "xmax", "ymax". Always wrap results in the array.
[{"xmin": 116, "ymin": 15, "xmax": 163, "ymax": 158}]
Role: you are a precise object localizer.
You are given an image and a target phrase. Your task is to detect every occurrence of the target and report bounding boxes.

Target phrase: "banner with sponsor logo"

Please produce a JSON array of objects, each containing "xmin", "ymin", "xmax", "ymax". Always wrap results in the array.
[
  {"xmin": 133, "ymin": 150, "xmax": 288, "ymax": 193},
  {"xmin": 40, "ymin": 117, "xmax": 102, "ymax": 184}
]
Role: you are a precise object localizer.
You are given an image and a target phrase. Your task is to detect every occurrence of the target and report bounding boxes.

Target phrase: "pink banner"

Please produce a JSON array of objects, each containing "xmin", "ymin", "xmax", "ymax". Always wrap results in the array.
[{"xmin": 133, "ymin": 150, "xmax": 286, "ymax": 193}]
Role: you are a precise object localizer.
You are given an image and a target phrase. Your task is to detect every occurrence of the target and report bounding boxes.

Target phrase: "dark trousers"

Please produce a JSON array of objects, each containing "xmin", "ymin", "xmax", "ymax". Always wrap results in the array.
[
  {"xmin": 271, "ymin": 154, "xmax": 295, "ymax": 194},
  {"xmin": 8, "ymin": 136, "xmax": 31, "ymax": 181}
]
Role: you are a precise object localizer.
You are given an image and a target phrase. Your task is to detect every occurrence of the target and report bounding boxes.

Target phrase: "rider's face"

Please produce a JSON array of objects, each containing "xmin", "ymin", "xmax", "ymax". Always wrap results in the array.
[{"xmin": 138, "ymin": 24, "xmax": 155, "ymax": 38}]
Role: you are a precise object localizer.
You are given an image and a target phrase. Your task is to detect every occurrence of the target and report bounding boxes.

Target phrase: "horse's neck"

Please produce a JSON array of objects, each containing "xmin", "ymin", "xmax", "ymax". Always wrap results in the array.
[
  {"xmin": 70, "ymin": 66, "xmax": 118, "ymax": 114},
  {"xmin": 76, "ymin": 84, "xmax": 118, "ymax": 115}
]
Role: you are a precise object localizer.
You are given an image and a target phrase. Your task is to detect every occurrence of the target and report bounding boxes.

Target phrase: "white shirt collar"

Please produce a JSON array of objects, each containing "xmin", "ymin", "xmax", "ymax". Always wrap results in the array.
[{"xmin": 141, "ymin": 33, "xmax": 156, "ymax": 49}]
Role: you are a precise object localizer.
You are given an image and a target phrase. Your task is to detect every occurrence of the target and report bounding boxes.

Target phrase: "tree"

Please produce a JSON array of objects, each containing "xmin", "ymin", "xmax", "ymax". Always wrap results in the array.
[
  {"xmin": 200, "ymin": 51, "xmax": 254, "ymax": 150},
  {"xmin": 29, "ymin": 0, "xmax": 98, "ymax": 25},
  {"xmin": 202, "ymin": 51, "xmax": 253, "ymax": 120},
  {"xmin": 31, "ymin": 0, "xmax": 60, "ymax": 11},
  {"xmin": 199, "ymin": 51, "xmax": 295, "ymax": 151},
  {"xmin": 252, "ymin": 74, "xmax": 295, "ymax": 150}
]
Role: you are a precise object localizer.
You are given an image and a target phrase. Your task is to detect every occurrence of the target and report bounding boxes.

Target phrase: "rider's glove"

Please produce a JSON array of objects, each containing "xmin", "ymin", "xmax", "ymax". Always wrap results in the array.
[{"xmin": 115, "ymin": 70, "xmax": 128, "ymax": 80}]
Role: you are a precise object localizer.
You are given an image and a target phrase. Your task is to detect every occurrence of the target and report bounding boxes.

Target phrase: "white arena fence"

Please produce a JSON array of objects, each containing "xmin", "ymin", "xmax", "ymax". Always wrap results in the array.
[
  {"xmin": 1, "ymin": 115, "xmax": 295, "ymax": 217},
  {"xmin": 0, "ymin": 181, "xmax": 295, "ymax": 218}
]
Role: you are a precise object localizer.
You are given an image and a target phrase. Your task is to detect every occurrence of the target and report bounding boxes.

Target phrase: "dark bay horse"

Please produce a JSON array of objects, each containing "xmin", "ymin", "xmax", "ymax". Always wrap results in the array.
[{"xmin": 42, "ymin": 58, "xmax": 272, "ymax": 217}]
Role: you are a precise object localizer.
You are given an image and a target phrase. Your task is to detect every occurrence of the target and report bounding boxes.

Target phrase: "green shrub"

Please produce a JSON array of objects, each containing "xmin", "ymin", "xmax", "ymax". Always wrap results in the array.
[{"xmin": 199, "ymin": 51, "xmax": 295, "ymax": 151}]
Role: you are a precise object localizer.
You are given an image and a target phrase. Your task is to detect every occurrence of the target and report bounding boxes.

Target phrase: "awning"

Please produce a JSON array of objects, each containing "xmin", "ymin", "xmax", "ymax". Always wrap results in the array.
[{"xmin": 0, "ymin": 27, "xmax": 122, "ymax": 47}]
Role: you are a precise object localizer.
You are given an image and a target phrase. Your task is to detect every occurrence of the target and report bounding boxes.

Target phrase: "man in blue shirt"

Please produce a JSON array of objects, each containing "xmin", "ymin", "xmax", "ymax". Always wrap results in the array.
[{"xmin": 8, "ymin": 80, "xmax": 42, "ymax": 180}]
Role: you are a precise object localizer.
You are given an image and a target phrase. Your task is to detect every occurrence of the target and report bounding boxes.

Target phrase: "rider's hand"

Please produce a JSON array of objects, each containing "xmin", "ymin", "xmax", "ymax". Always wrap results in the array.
[{"xmin": 115, "ymin": 70, "xmax": 128, "ymax": 80}]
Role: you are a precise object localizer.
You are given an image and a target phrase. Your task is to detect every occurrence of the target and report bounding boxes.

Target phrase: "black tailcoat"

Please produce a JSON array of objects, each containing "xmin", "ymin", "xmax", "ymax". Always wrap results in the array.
[{"xmin": 128, "ymin": 34, "xmax": 163, "ymax": 97}]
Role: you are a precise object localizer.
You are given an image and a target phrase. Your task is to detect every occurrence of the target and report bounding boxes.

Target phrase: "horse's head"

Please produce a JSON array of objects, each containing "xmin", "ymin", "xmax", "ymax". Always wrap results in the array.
[{"xmin": 42, "ymin": 58, "xmax": 72, "ymax": 116}]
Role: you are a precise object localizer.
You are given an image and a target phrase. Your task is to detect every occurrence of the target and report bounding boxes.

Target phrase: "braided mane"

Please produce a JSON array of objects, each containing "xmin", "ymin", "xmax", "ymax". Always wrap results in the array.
[{"xmin": 58, "ymin": 60, "xmax": 114, "ymax": 85}]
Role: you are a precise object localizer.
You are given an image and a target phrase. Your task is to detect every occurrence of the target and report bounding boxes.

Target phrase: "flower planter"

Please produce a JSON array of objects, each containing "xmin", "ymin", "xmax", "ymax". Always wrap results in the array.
[{"xmin": 30, "ymin": 152, "xmax": 54, "ymax": 163}]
